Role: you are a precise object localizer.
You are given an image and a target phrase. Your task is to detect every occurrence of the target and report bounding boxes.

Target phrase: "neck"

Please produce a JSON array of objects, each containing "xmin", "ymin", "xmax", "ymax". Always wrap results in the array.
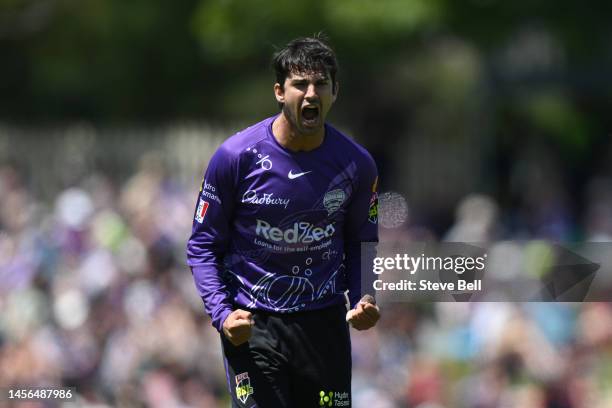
[{"xmin": 272, "ymin": 113, "xmax": 324, "ymax": 152}]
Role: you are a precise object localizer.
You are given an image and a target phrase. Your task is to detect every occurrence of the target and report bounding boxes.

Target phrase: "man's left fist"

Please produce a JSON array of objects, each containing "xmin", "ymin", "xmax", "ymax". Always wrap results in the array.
[{"xmin": 346, "ymin": 294, "xmax": 380, "ymax": 330}]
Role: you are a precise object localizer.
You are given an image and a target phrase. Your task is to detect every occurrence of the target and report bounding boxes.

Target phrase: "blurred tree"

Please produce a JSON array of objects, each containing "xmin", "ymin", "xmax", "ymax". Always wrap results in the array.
[{"xmin": 2, "ymin": 0, "xmax": 610, "ymax": 125}]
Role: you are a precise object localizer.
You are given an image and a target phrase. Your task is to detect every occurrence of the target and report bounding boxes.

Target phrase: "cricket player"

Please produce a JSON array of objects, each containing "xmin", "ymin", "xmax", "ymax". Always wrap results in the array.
[{"xmin": 187, "ymin": 35, "xmax": 380, "ymax": 407}]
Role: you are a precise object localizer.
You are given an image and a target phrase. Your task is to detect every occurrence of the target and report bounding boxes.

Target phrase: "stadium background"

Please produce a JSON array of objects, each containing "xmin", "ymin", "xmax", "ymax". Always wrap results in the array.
[{"xmin": 1, "ymin": 1, "xmax": 611, "ymax": 406}]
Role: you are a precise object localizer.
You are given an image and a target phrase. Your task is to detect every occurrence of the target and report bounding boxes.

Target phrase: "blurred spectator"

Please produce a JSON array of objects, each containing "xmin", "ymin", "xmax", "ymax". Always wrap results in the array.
[{"xmin": 0, "ymin": 153, "xmax": 611, "ymax": 408}]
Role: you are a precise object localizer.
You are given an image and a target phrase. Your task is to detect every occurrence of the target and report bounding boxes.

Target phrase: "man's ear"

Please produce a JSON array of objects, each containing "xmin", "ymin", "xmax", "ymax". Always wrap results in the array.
[{"xmin": 274, "ymin": 83, "xmax": 285, "ymax": 104}]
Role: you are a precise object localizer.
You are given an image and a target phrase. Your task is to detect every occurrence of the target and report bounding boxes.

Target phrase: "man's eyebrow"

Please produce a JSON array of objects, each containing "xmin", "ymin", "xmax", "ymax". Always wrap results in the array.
[{"xmin": 289, "ymin": 77, "xmax": 329, "ymax": 85}]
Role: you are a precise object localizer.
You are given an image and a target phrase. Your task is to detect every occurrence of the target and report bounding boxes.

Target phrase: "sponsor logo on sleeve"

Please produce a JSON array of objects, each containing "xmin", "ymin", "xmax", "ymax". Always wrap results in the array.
[
  {"xmin": 195, "ymin": 199, "xmax": 209, "ymax": 223},
  {"xmin": 368, "ymin": 192, "xmax": 378, "ymax": 224},
  {"xmin": 201, "ymin": 181, "xmax": 222, "ymax": 205},
  {"xmin": 323, "ymin": 189, "xmax": 346, "ymax": 215},
  {"xmin": 235, "ymin": 372, "xmax": 254, "ymax": 404}
]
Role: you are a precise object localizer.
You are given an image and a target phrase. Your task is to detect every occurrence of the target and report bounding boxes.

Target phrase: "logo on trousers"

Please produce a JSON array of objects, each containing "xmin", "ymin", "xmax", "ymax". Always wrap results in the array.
[
  {"xmin": 235, "ymin": 372, "xmax": 254, "ymax": 404},
  {"xmin": 319, "ymin": 390, "xmax": 350, "ymax": 407},
  {"xmin": 320, "ymin": 391, "xmax": 333, "ymax": 407}
]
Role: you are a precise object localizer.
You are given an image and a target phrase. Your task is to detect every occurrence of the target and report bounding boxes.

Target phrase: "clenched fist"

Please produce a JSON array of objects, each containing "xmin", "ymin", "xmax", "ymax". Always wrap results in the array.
[
  {"xmin": 346, "ymin": 294, "xmax": 380, "ymax": 330},
  {"xmin": 223, "ymin": 309, "xmax": 254, "ymax": 346}
]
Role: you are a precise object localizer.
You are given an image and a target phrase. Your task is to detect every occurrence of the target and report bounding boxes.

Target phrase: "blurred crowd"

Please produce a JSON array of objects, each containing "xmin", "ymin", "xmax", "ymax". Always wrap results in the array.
[{"xmin": 0, "ymin": 154, "xmax": 611, "ymax": 408}]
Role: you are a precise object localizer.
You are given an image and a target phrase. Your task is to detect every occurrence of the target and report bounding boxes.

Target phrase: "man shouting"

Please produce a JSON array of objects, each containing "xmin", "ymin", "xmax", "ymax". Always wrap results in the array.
[{"xmin": 187, "ymin": 35, "xmax": 380, "ymax": 408}]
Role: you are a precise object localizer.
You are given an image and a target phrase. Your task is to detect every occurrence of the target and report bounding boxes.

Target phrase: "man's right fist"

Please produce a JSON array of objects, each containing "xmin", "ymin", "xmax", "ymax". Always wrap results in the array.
[{"xmin": 222, "ymin": 309, "xmax": 254, "ymax": 346}]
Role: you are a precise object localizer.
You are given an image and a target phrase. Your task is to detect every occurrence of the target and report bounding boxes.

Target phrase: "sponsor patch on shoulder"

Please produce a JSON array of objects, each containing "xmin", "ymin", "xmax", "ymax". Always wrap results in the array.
[
  {"xmin": 195, "ymin": 198, "xmax": 209, "ymax": 223},
  {"xmin": 368, "ymin": 192, "xmax": 378, "ymax": 224}
]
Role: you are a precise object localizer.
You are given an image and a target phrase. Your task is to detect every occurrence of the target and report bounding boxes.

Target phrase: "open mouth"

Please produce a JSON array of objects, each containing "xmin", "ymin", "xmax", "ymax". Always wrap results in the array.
[{"xmin": 301, "ymin": 106, "xmax": 319, "ymax": 124}]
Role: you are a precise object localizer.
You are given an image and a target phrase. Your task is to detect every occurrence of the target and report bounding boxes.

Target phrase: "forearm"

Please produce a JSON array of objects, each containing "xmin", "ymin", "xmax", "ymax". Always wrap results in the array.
[
  {"xmin": 190, "ymin": 264, "xmax": 233, "ymax": 332},
  {"xmin": 345, "ymin": 241, "xmax": 377, "ymax": 308}
]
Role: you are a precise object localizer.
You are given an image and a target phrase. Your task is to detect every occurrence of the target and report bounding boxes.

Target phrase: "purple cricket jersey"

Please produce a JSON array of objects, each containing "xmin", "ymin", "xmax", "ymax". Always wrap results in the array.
[{"xmin": 186, "ymin": 116, "xmax": 378, "ymax": 332}]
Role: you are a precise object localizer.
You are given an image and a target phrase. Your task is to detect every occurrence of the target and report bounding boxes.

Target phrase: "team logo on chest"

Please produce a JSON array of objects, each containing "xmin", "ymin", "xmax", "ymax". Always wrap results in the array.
[{"xmin": 323, "ymin": 189, "xmax": 346, "ymax": 215}]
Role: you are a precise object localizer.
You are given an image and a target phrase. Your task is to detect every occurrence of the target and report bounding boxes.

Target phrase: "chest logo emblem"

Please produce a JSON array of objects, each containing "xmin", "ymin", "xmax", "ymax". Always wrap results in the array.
[{"xmin": 323, "ymin": 189, "xmax": 346, "ymax": 215}]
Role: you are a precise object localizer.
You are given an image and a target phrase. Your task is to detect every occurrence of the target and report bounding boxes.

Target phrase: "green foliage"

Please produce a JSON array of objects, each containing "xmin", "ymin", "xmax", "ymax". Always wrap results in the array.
[
  {"xmin": 1, "ymin": 0, "xmax": 610, "ymax": 141},
  {"xmin": 521, "ymin": 90, "xmax": 591, "ymax": 153},
  {"xmin": 323, "ymin": 0, "xmax": 442, "ymax": 35}
]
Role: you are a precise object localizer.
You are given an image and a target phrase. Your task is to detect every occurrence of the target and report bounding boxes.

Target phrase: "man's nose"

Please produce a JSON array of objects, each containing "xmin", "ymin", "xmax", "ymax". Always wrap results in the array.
[{"xmin": 305, "ymin": 83, "xmax": 318, "ymax": 100}]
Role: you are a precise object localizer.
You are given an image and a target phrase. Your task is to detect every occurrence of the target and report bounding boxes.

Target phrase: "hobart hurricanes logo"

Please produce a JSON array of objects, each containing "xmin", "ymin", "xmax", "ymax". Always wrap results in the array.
[
  {"xmin": 323, "ymin": 189, "xmax": 346, "ymax": 215},
  {"xmin": 235, "ymin": 372, "xmax": 254, "ymax": 404},
  {"xmin": 255, "ymin": 219, "xmax": 335, "ymax": 244}
]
